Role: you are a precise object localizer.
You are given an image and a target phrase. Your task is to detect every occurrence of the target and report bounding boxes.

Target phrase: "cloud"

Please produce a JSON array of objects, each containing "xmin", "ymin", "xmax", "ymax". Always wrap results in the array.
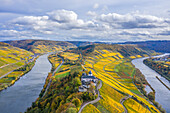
[
  {"xmin": 98, "ymin": 13, "xmax": 169, "ymax": 29},
  {"xmin": 0, "ymin": 9, "xmax": 170, "ymax": 42},
  {"xmin": 47, "ymin": 9, "xmax": 77, "ymax": 23},
  {"xmin": 117, "ymin": 30, "xmax": 151, "ymax": 36},
  {"xmin": 10, "ymin": 9, "xmax": 97, "ymax": 33},
  {"xmin": 12, "ymin": 16, "xmax": 49, "ymax": 25},
  {"xmin": 158, "ymin": 30, "xmax": 170, "ymax": 35},
  {"xmin": 93, "ymin": 3, "xmax": 99, "ymax": 9},
  {"xmin": 87, "ymin": 11, "xmax": 97, "ymax": 17}
]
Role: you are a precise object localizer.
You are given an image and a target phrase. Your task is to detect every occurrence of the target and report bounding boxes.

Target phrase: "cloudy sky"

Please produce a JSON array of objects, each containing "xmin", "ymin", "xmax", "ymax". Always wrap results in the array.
[{"xmin": 0, "ymin": 0, "xmax": 170, "ymax": 42}]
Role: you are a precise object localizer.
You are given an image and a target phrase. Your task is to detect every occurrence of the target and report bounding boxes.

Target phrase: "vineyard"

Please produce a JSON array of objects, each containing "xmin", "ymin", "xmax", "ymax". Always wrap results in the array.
[
  {"xmin": 0, "ymin": 43, "xmax": 35, "ymax": 91},
  {"xmin": 81, "ymin": 45, "xmax": 160, "ymax": 113}
]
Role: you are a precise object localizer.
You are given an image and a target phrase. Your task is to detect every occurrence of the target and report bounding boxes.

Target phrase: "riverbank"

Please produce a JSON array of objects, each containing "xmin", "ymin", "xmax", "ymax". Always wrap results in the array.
[
  {"xmin": 143, "ymin": 57, "xmax": 170, "ymax": 81},
  {"xmin": 132, "ymin": 54, "xmax": 170, "ymax": 112},
  {"xmin": 0, "ymin": 54, "xmax": 52, "ymax": 113}
]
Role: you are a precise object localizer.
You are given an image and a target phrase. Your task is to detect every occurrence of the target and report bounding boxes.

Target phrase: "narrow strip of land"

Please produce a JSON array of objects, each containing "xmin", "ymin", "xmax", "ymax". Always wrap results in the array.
[
  {"xmin": 42, "ymin": 56, "xmax": 64, "ymax": 97},
  {"xmin": 156, "ymin": 76, "xmax": 170, "ymax": 90}
]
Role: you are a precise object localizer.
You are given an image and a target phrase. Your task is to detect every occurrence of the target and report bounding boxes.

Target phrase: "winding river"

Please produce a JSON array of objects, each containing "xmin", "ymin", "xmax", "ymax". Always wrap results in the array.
[
  {"xmin": 0, "ymin": 54, "xmax": 51, "ymax": 113},
  {"xmin": 132, "ymin": 53, "xmax": 170, "ymax": 112}
]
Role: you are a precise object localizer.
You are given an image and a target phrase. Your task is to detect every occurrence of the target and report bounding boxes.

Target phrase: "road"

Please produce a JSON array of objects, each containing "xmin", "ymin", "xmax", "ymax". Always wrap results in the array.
[
  {"xmin": 0, "ymin": 65, "xmax": 24, "ymax": 79},
  {"xmin": 120, "ymin": 96, "xmax": 129, "ymax": 113},
  {"xmin": 78, "ymin": 80, "xmax": 102, "ymax": 113},
  {"xmin": 0, "ymin": 55, "xmax": 37, "ymax": 79},
  {"xmin": 42, "ymin": 55, "xmax": 64, "ymax": 97}
]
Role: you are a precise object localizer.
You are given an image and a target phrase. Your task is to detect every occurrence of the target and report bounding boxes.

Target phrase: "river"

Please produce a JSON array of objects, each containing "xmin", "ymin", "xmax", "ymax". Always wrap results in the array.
[
  {"xmin": 132, "ymin": 53, "xmax": 170, "ymax": 112},
  {"xmin": 0, "ymin": 54, "xmax": 51, "ymax": 113}
]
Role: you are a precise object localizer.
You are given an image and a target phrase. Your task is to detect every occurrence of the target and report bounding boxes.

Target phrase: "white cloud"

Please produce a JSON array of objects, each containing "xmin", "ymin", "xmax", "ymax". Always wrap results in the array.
[
  {"xmin": 10, "ymin": 9, "xmax": 97, "ymax": 32},
  {"xmin": 87, "ymin": 11, "xmax": 97, "ymax": 17},
  {"xmin": 1, "ymin": 9, "xmax": 170, "ymax": 42},
  {"xmin": 93, "ymin": 3, "xmax": 99, "ymax": 9},
  {"xmin": 47, "ymin": 9, "xmax": 77, "ymax": 23},
  {"xmin": 98, "ymin": 13, "xmax": 169, "ymax": 29}
]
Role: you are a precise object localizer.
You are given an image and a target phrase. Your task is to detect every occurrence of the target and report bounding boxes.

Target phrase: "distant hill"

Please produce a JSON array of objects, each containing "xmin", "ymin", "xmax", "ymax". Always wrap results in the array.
[
  {"xmin": 0, "ymin": 42, "xmax": 10, "ymax": 46},
  {"xmin": 68, "ymin": 41, "xmax": 93, "ymax": 47},
  {"xmin": 121, "ymin": 40, "xmax": 170, "ymax": 53},
  {"xmin": 4, "ymin": 40, "xmax": 76, "ymax": 54},
  {"xmin": 72, "ymin": 43, "xmax": 157, "ymax": 57}
]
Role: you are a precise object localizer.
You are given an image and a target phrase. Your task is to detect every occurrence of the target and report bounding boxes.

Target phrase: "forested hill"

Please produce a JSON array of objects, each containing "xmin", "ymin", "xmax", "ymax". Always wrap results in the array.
[
  {"xmin": 4, "ymin": 40, "xmax": 76, "ymax": 54},
  {"xmin": 73, "ymin": 44, "xmax": 158, "ymax": 57},
  {"xmin": 121, "ymin": 40, "xmax": 170, "ymax": 53}
]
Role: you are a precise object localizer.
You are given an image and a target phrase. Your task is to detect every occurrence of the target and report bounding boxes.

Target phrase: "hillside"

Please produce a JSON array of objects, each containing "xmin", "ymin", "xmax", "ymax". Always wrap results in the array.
[
  {"xmin": 0, "ymin": 42, "xmax": 35, "ymax": 90},
  {"xmin": 26, "ymin": 44, "xmax": 163, "ymax": 113},
  {"xmin": 78, "ymin": 44, "xmax": 162, "ymax": 113},
  {"xmin": 68, "ymin": 41, "xmax": 93, "ymax": 47},
  {"xmin": 75, "ymin": 44, "xmax": 158, "ymax": 57},
  {"xmin": 122, "ymin": 40, "xmax": 170, "ymax": 53},
  {"xmin": 4, "ymin": 40, "xmax": 76, "ymax": 54}
]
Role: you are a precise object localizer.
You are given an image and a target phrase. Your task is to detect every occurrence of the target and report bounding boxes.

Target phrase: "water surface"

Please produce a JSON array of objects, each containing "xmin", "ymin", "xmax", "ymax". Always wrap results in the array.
[
  {"xmin": 132, "ymin": 53, "xmax": 170, "ymax": 112},
  {"xmin": 0, "ymin": 54, "xmax": 51, "ymax": 113}
]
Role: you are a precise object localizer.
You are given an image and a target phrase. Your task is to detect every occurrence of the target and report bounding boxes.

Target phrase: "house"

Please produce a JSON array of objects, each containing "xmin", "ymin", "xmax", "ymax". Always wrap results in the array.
[
  {"xmin": 81, "ymin": 76, "xmax": 97, "ymax": 83},
  {"xmin": 79, "ymin": 86, "xmax": 87, "ymax": 92},
  {"xmin": 79, "ymin": 70, "xmax": 98, "ymax": 92}
]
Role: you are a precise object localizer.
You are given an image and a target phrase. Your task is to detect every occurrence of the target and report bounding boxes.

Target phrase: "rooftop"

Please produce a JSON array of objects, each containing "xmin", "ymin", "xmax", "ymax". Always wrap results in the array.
[{"xmin": 82, "ymin": 76, "xmax": 96, "ymax": 79}]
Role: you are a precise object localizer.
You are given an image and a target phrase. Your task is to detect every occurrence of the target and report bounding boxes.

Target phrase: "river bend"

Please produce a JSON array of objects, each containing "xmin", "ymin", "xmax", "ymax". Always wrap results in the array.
[{"xmin": 132, "ymin": 54, "xmax": 170, "ymax": 112}]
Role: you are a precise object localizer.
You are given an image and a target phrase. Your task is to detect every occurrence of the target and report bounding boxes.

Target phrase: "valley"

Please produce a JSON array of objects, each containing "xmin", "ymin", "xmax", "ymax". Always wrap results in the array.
[{"xmin": 0, "ymin": 40, "xmax": 169, "ymax": 113}]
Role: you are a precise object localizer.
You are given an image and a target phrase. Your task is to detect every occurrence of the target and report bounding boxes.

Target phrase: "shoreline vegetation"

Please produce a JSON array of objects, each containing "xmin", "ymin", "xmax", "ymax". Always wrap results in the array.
[{"xmin": 143, "ymin": 57, "xmax": 170, "ymax": 81}]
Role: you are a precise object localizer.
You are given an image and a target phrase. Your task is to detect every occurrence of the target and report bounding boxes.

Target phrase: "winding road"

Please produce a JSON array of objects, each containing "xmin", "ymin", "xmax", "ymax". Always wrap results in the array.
[
  {"xmin": 120, "ymin": 96, "xmax": 129, "ymax": 113},
  {"xmin": 78, "ymin": 80, "xmax": 102, "ymax": 113}
]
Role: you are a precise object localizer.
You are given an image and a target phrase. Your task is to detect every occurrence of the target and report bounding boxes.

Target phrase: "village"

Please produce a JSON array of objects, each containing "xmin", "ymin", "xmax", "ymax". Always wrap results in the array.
[{"xmin": 153, "ymin": 55, "xmax": 170, "ymax": 62}]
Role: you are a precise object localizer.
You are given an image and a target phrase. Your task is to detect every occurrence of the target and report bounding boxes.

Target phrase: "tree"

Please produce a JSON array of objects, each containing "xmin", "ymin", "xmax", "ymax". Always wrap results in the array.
[
  {"xmin": 66, "ymin": 107, "xmax": 77, "ymax": 113},
  {"xmin": 74, "ymin": 77, "xmax": 82, "ymax": 87},
  {"xmin": 148, "ymin": 92, "xmax": 155, "ymax": 101},
  {"xmin": 72, "ymin": 98, "xmax": 81, "ymax": 108}
]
